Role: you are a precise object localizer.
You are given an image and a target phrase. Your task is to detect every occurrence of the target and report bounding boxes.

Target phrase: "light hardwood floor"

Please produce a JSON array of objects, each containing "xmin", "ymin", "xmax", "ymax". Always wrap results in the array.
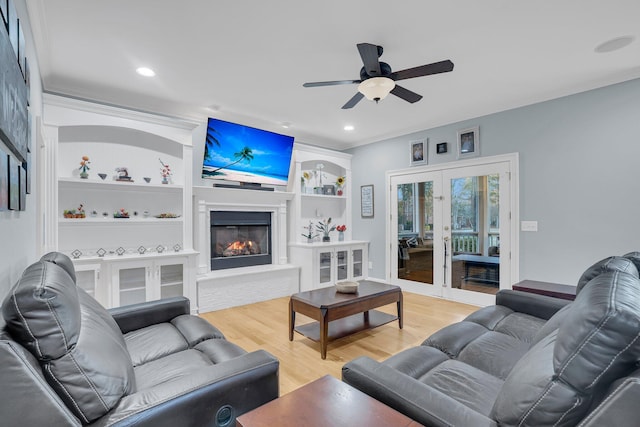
[{"xmin": 199, "ymin": 291, "xmax": 477, "ymax": 395}]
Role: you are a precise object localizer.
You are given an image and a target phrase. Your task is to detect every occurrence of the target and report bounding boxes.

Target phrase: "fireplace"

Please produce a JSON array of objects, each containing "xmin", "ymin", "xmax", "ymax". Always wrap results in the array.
[{"xmin": 210, "ymin": 211, "xmax": 272, "ymax": 270}]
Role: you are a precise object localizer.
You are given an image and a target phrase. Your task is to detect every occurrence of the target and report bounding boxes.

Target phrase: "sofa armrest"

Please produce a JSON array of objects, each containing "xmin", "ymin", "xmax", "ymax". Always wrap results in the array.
[
  {"xmin": 496, "ymin": 290, "xmax": 570, "ymax": 320},
  {"xmin": 91, "ymin": 350, "xmax": 279, "ymax": 427},
  {"xmin": 109, "ymin": 297, "xmax": 190, "ymax": 334},
  {"xmin": 342, "ymin": 356, "xmax": 497, "ymax": 427}
]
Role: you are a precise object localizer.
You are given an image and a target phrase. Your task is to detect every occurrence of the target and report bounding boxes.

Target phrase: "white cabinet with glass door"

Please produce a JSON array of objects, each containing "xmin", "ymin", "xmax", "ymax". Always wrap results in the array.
[
  {"xmin": 290, "ymin": 241, "xmax": 368, "ymax": 292},
  {"xmin": 388, "ymin": 154, "xmax": 518, "ymax": 306},
  {"xmin": 109, "ymin": 254, "xmax": 192, "ymax": 307},
  {"xmin": 73, "ymin": 262, "xmax": 105, "ymax": 305}
]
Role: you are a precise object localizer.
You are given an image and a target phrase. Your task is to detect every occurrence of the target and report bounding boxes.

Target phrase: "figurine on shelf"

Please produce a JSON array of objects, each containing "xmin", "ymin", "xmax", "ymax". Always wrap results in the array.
[
  {"xmin": 114, "ymin": 208, "xmax": 130, "ymax": 218},
  {"xmin": 301, "ymin": 221, "xmax": 318, "ymax": 243},
  {"xmin": 78, "ymin": 156, "xmax": 90, "ymax": 179},
  {"xmin": 336, "ymin": 176, "xmax": 346, "ymax": 196},
  {"xmin": 76, "ymin": 204, "xmax": 85, "ymax": 218},
  {"xmin": 316, "ymin": 218, "xmax": 336, "ymax": 242},
  {"xmin": 159, "ymin": 158, "xmax": 172, "ymax": 184},
  {"xmin": 115, "ymin": 167, "xmax": 133, "ymax": 182}
]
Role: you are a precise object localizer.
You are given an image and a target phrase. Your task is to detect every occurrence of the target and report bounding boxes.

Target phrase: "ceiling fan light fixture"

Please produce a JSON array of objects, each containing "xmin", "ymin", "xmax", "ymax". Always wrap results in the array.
[{"xmin": 358, "ymin": 77, "xmax": 395, "ymax": 102}]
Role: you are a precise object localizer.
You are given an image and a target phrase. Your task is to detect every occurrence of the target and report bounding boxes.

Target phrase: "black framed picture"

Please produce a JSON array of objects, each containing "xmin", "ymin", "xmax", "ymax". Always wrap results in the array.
[
  {"xmin": 0, "ymin": 150, "xmax": 7, "ymax": 211},
  {"xmin": 19, "ymin": 162, "xmax": 25, "ymax": 210},
  {"xmin": 436, "ymin": 142, "xmax": 448, "ymax": 154},
  {"xmin": 8, "ymin": 154, "xmax": 18, "ymax": 210},
  {"xmin": 457, "ymin": 126, "xmax": 480, "ymax": 159}
]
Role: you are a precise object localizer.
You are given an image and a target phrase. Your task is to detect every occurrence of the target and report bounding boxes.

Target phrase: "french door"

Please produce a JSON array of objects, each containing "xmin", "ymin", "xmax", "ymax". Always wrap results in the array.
[{"xmin": 389, "ymin": 157, "xmax": 515, "ymax": 306}]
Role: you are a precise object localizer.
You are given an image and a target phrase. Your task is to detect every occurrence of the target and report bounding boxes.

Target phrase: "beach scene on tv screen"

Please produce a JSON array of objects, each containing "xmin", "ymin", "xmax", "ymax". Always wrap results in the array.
[{"xmin": 202, "ymin": 118, "xmax": 294, "ymax": 186}]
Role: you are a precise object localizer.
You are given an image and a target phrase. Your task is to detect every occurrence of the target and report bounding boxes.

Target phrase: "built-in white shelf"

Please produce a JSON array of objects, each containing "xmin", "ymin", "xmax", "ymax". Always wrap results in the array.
[
  {"xmin": 58, "ymin": 177, "xmax": 182, "ymax": 192},
  {"xmin": 300, "ymin": 193, "xmax": 347, "ymax": 200},
  {"xmin": 59, "ymin": 217, "xmax": 182, "ymax": 225}
]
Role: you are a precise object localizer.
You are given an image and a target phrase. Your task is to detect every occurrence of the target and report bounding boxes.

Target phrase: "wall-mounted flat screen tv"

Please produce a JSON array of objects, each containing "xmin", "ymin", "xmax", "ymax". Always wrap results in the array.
[{"xmin": 202, "ymin": 117, "xmax": 295, "ymax": 187}]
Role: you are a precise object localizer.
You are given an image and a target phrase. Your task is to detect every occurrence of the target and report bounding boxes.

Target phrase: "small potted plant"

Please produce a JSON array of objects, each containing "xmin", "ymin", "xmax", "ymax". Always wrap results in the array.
[
  {"xmin": 75, "ymin": 204, "xmax": 86, "ymax": 218},
  {"xmin": 336, "ymin": 224, "xmax": 346, "ymax": 241},
  {"xmin": 79, "ymin": 156, "xmax": 90, "ymax": 179},
  {"xmin": 63, "ymin": 209, "xmax": 75, "ymax": 218},
  {"xmin": 301, "ymin": 221, "xmax": 318, "ymax": 243},
  {"xmin": 316, "ymin": 218, "xmax": 336, "ymax": 242}
]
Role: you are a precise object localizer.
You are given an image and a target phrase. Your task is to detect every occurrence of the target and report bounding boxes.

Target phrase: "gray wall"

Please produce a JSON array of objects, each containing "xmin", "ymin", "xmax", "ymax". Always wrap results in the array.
[
  {"xmin": 0, "ymin": 0, "xmax": 42, "ymax": 300},
  {"xmin": 347, "ymin": 77, "xmax": 640, "ymax": 285}
]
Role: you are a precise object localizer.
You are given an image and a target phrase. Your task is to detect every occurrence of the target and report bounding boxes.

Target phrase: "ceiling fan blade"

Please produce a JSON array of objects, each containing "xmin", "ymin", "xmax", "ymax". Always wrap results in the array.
[
  {"xmin": 391, "ymin": 85, "xmax": 423, "ymax": 104},
  {"xmin": 389, "ymin": 60, "xmax": 454, "ymax": 81},
  {"xmin": 303, "ymin": 80, "xmax": 360, "ymax": 88},
  {"xmin": 342, "ymin": 92, "xmax": 365, "ymax": 109},
  {"xmin": 357, "ymin": 43, "xmax": 381, "ymax": 76}
]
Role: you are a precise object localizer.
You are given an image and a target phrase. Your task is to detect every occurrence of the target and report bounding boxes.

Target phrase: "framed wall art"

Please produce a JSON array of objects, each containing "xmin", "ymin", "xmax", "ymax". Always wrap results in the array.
[
  {"xmin": 8, "ymin": 154, "xmax": 18, "ymax": 210},
  {"xmin": 19, "ymin": 162, "xmax": 25, "ymax": 210},
  {"xmin": 436, "ymin": 142, "xmax": 448, "ymax": 154},
  {"xmin": 0, "ymin": 150, "xmax": 7, "ymax": 211},
  {"xmin": 360, "ymin": 184, "xmax": 374, "ymax": 218},
  {"xmin": 410, "ymin": 139, "xmax": 427, "ymax": 166},
  {"xmin": 457, "ymin": 126, "xmax": 480, "ymax": 159}
]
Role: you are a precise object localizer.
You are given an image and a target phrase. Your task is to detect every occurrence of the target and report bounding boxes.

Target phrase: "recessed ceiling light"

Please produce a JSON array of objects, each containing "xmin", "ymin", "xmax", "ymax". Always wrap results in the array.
[
  {"xmin": 594, "ymin": 35, "xmax": 635, "ymax": 53},
  {"xmin": 344, "ymin": 125, "xmax": 355, "ymax": 131},
  {"xmin": 136, "ymin": 67, "xmax": 156, "ymax": 77},
  {"xmin": 281, "ymin": 122, "xmax": 291, "ymax": 129}
]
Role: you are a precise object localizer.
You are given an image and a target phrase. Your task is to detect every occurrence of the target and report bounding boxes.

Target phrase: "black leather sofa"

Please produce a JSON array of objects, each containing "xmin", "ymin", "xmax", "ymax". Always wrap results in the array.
[
  {"xmin": 0, "ymin": 252, "xmax": 279, "ymax": 426},
  {"xmin": 343, "ymin": 253, "xmax": 640, "ymax": 426}
]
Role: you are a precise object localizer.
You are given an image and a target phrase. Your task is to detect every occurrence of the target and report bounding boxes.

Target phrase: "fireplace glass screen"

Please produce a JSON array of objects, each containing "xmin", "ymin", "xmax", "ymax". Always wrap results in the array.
[{"xmin": 210, "ymin": 211, "xmax": 272, "ymax": 270}]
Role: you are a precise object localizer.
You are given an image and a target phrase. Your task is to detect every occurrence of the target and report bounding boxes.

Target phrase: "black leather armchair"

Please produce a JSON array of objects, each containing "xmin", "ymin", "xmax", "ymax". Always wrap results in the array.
[{"xmin": 1, "ymin": 252, "xmax": 279, "ymax": 426}]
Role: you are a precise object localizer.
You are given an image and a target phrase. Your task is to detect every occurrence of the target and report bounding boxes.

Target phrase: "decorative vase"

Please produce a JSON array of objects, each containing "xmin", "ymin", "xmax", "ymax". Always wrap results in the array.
[
  {"xmin": 322, "ymin": 234, "xmax": 330, "ymax": 242},
  {"xmin": 307, "ymin": 237, "xmax": 314, "ymax": 244},
  {"xmin": 337, "ymin": 187, "xmax": 343, "ymax": 196},
  {"xmin": 80, "ymin": 171, "xmax": 89, "ymax": 179},
  {"xmin": 162, "ymin": 176, "xmax": 169, "ymax": 184},
  {"xmin": 338, "ymin": 231, "xmax": 344, "ymax": 241}
]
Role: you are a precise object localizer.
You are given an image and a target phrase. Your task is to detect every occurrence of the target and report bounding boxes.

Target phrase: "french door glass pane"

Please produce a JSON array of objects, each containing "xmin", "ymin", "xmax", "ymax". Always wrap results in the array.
[
  {"xmin": 397, "ymin": 181, "xmax": 434, "ymax": 285},
  {"xmin": 451, "ymin": 174, "xmax": 500, "ymax": 295}
]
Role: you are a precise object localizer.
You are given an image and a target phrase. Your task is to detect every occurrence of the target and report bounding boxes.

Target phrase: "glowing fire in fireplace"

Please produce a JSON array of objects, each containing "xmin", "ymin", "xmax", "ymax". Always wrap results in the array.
[{"xmin": 222, "ymin": 240, "xmax": 261, "ymax": 257}]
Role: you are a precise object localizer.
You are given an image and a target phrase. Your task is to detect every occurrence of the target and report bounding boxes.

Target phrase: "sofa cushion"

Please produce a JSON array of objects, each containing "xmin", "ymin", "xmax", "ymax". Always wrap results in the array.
[
  {"xmin": 171, "ymin": 314, "xmax": 225, "ymax": 346},
  {"xmin": 576, "ymin": 256, "xmax": 638, "ymax": 294},
  {"xmin": 556, "ymin": 271, "xmax": 640, "ymax": 391},
  {"xmin": 2, "ymin": 261, "xmax": 134, "ymax": 424},
  {"xmin": 124, "ymin": 323, "xmax": 189, "ymax": 367},
  {"xmin": 195, "ymin": 339, "xmax": 248, "ymax": 363},
  {"xmin": 457, "ymin": 331, "xmax": 530, "ymax": 380},
  {"xmin": 133, "ymin": 348, "xmax": 213, "ymax": 390},
  {"xmin": 385, "ymin": 345, "xmax": 450, "ymax": 379},
  {"xmin": 40, "ymin": 251, "xmax": 77, "ymax": 284},
  {"xmin": 623, "ymin": 251, "xmax": 640, "ymax": 273},
  {"xmin": 422, "ymin": 359, "xmax": 503, "ymax": 417}
]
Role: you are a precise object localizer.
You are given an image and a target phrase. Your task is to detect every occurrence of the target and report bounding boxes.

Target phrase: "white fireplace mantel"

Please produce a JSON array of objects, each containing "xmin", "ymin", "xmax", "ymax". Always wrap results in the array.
[
  {"xmin": 193, "ymin": 186, "xmax": 294, "ymax": 275},
  {"xmin": 192, "ymin": 186, "xmax": 298, "ymax": 312}
]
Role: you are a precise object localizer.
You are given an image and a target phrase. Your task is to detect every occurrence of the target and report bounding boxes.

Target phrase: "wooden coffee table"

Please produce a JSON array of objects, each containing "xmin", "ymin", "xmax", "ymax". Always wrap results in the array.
[
  {"xmin": 236, "ymin": 375, "xmax": 421, "ymax": 427},
  {"xmin": 289, "ymin": 280, "xmax": 403, "ymax": 359}
]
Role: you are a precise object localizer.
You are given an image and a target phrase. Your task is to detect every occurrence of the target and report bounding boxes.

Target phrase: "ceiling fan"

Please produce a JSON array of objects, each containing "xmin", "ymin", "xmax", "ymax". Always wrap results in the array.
[{"xmin": 303, "ymin": 43, "xmax": 454, "ymax": 109}]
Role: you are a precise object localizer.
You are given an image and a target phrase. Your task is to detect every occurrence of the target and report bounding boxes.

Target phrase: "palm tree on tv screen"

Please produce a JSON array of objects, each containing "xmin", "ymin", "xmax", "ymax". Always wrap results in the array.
[{"xmin": 210, "ymin": 146, "xmax": 254, "ymax": 174}]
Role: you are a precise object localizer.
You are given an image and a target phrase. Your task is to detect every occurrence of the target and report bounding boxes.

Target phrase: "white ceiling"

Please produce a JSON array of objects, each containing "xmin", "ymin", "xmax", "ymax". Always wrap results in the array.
[{"xmin": 27, "ymin": 0, "xmax": 640, "ymax": 150}]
